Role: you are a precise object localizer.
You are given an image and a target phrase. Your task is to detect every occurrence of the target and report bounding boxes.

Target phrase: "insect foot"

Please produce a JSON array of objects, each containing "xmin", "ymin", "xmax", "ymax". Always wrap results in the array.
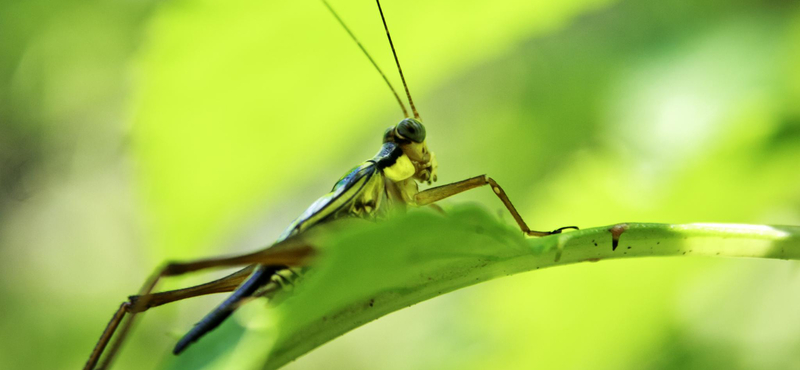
[{"xmin": 549, "ymin": 226, "xmax": 579, "ymax": 234}]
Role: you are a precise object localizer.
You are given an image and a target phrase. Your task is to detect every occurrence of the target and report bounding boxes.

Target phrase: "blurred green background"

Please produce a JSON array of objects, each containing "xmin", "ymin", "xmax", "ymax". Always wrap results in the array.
[{"xmin": 2, "ymin": 0, "xmax": 800, "ymax": 369}]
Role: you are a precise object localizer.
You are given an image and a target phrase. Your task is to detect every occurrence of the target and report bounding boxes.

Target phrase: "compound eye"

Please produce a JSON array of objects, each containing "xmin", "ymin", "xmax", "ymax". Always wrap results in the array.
[{"xmin": 397, "ymin": 118, "xmax": 426, "ymax": 143}]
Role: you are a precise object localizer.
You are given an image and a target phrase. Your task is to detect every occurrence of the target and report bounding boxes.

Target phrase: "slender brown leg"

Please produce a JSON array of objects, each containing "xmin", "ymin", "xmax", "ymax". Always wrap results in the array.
[
  {"xmin": 127, "ymin": 266, "xmax": 254, "ymax": 313},
  {"xmin": 86, "ymin": 239, "xmax": 315, "ymax": 370},
  {"xmin": 85, "ymin": 265, "xmax": 251, "ymax": 370},
  {"xmin": 85, "ymin": 302, "xmax": 130, "ymax": 370},
  {"xmin": 415, "ymin": 175, "xmax": 578, "ymax": 236}
]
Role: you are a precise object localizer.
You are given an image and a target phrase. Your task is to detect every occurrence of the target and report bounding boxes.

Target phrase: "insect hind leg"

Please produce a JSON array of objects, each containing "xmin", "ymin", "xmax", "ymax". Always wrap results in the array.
[
  {"xmin": 85, "ymin": 239, "xmax": 314, "ymax": 370},
  {"xmin": 84, "ymin": 302, "xmax": 130, "ymax": 370},
  {"xmin": 126, "ymin": 266, "xmax": 254, "ymax": 313}
]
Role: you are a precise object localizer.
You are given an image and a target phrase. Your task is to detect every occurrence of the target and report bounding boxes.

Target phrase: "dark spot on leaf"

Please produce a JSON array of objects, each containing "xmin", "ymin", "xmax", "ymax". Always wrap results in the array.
[
  {"xmin": 627, "ymin": 246, "xmax": 631, "ymax": 249},
  {"xmin": 609, "ymin": 223, "xmax": 629, "ymax": 251}
]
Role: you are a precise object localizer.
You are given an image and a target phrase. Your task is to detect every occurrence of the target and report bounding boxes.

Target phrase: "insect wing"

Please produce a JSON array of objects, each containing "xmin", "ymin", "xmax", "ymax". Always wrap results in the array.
[{"xmin": 280, "ymin": 161, "xmax": 380, "ymax": 239}]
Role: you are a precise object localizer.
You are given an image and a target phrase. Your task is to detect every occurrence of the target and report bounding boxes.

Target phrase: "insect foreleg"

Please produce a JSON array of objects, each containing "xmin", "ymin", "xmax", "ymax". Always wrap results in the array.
[{"xmin": 415, "ymin": 175, "xmax": 578, "ymax": 236}]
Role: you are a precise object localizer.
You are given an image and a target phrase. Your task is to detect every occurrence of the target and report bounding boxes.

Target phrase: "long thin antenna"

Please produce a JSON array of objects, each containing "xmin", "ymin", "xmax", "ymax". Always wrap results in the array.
[
  {"xmin": 376, "ymin": 0, "xmax": 420, "ymax": 120},
  {"xmin": 322, "ymin": 0, "xmax": 409, "ymax": 118}
]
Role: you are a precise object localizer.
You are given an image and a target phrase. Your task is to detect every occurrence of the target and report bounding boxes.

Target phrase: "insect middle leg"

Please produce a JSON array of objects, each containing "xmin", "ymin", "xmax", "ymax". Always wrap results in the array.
[
  {"xmin": 415, "ymin": 175, "xmax": 578, "ymax": 236},
  {"xmin": 86, "ymin": 240, "xmax": 314, "ymax": 370}
]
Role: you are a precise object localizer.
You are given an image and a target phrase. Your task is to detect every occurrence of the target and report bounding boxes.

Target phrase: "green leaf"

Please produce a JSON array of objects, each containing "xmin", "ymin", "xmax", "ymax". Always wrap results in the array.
[{"xmin": 250, "ymin": 204, "xmax": 800, "ymax": 369}]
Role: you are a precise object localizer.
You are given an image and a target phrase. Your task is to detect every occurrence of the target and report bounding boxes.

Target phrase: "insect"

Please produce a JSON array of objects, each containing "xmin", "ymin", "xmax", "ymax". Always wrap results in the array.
[{"xmin": 84, "ymin": 1, "xmax": 577, "ymax": 369}]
